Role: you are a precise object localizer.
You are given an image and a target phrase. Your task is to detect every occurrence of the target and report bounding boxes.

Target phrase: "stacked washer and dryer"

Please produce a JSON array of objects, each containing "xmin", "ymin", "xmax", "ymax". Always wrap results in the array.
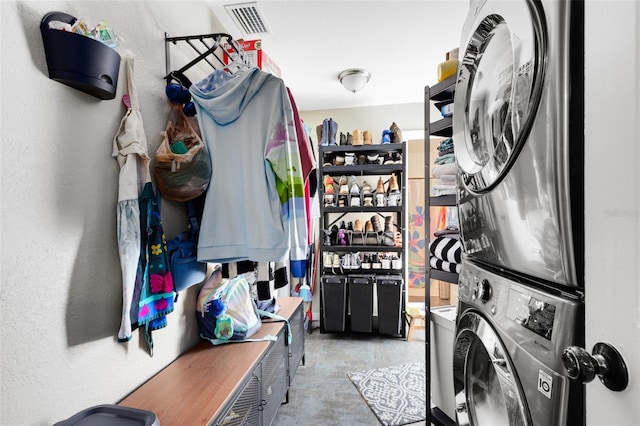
[{"xmin": 450, "ymin": 0, "xmax": 586, "ymax": 425}]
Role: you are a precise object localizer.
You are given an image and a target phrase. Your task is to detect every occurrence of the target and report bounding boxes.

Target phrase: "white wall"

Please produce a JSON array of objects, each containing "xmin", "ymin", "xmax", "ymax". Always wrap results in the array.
[
  {"xmin": 584, "ymin": 1, "xmax": 640, "ymax": 424},
  {"xmin": 0, "ymin": 2, "xmax": 225, "ymax": 424}
]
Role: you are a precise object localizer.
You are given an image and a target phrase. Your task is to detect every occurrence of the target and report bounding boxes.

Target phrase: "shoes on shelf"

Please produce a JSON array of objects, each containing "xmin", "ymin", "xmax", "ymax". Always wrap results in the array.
[
  {"xmin": 323, "ymin": 251, "xmax": 333, "ymax": 268},
  {"xmin": 352, "ymin": 129, "xmax": 363, "ymax": 146},
  {"xmin": 330, "ymin": 225, "xmax": 339, "ymax": 245},
  {"xmin": 337, "ymin": 228, "xmax": 348, "ymax": 246},
  {"xmin": 361, "ymin": 253, "xmax": 371, "ymax": 269},
  {"xmin": 346, "ymin": 132, "xmax": 353, "ymax": 145},
  {"xmin": 367, "ymin": 153, "xmax": 380, "ymax": 165},
  {"xmin": 391, "ymin": 254, "xmax": 402, "ymax": 269},
  {"xmin": 371, "ymin": 215, "xmax": 382, "ymax": 233},
  {"xmin": 387, "ymin": 173, "xmax": 401, "ymax": 206},
  {"xmin": 394, "ymin": 231, "xmax": 402, "ymax": 247},
  {"xmin": 323, "ymin": 175, "xmax": 335, "ymax": 206},
  {"xmin": 345, "ymin": 152, "xmax": 355, "ymax": 165},
  {"xmin": 337, "ymin": 195, "xmax": 347, "ymax": 207},
  {"xmin": 328, "ymin": 118, "xmax": 338, "ymax": 145},
  {"xmin": 362, "ymin": 181, "xmax": 372, "ymax": 195},
  {"xmin": 388, "ymin": 173, "xmax": 400, "ymax": 193},
  {"xmin": 384, "ymin": 215, "xmax": 396, "ymax": 232},
  {"xmin": 324, "ymin": 175, "xmax": 335, "ymax": 194},
  {"xmin": 376, "ymin": 176, "xmax": 385, "ymax": 193},
  {"xmin": 349, "ymin": 176, "xmax": 360, "ymax": 195},
  {"xmin": 381, "ymin": 129, "xmax": 392, "ymax": 144},
  {"xmin": 365, "ymin": 220, "xmax": 374, "ymax": 233},
  {"xmin": 338, "ymin": 176, "xmax": 349, "ymax": 195},
  {"xmin": 334, "ymin": 155, "xmax": 345, "ymax": 166},
  {"xmin": 382, "ymin": 152, "xmax": 395, "ymax": 165},
  {"xmin": 371, "ymin": 253, "xmax": 382, "ymax": 269},
  {"xmin": 390, "ymin": 121, "xmax": 402, "ymax": 143},
  {"xmin": 323, "ymin": 229, "xmax": 332, "ymax": 246},
  {"xmin": 357, "ymin": 154, "xmax": 367, "ymax": 165},
  {"xmin": 339, "ymin": 132, "xmax": 347, "ymax": 145},
  {"xmin": 332, "ymin": 252, "xmax": 341, "ymax": 270},
  {"xmin": 363, "ymin": 130, "xmax": 373, "ymax": 145}
]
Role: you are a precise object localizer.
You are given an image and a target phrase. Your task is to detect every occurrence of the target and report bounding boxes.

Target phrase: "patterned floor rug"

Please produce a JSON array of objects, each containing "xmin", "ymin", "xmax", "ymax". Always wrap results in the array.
[{"xmin": 348, "ymin": 362, "xmax": 426, "ymax": 426}]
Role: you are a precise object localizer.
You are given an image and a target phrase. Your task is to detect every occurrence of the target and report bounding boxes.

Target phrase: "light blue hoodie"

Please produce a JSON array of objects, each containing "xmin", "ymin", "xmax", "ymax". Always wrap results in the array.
[{"xmin": 190, "ymin": 68, "xmax": 307, "ymax": 263}]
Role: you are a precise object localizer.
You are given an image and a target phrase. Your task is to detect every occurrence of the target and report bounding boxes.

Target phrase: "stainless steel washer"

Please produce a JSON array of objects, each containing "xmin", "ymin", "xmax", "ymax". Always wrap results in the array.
[{"xmin": 454, "ymin": 261, "xmax": 584, "ymax": 425}]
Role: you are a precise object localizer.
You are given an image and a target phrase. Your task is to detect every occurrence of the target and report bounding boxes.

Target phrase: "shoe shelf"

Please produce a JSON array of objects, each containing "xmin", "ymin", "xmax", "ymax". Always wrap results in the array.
[
  {"xmin": 318, "ymin": 135, "xmax": 407, "ymax": 337},
  {"xmin": 319, "ymin": 143, "xmax": 405, "ymax": 154},
  {"xmin": 322, "ymin": 206, "xmax": 402, "ymax": 213},
  {"xmin": 322, "ymin": 245, "xmax": 404, "ymax": 252},
  {"xmin": 321, "ymin": 164, "xmax": 404, "ymax": 174}
]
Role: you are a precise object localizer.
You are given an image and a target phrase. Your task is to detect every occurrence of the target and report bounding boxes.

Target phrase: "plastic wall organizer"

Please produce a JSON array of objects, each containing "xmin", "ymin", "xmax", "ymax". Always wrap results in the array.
[{"xmin": 40, "ymin": 12, "xmax": 121, "ymax": 100}]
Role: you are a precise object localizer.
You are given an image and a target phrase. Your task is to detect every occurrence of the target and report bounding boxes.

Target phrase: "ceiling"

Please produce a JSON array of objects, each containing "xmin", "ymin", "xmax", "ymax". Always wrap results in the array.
[{"xmin": 207, "ymin": 0, "xmax": 470, "ymax": 111}]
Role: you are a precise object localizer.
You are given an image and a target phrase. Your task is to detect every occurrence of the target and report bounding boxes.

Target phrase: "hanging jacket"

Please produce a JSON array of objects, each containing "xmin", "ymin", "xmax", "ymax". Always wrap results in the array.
[
  {"xmin": 190, "ymin": 68, "xmax": 307, "ymax": 263},
  {"xmin": 113, "ymin": 52, "xmax": 173, "ymax": 355}
]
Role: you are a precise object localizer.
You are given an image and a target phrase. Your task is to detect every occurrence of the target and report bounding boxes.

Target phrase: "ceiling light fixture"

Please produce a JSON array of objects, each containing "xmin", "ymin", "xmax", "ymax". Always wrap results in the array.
[{"xmin": 338, "ymin": 68, "xmax": 371, "ymax": 93}]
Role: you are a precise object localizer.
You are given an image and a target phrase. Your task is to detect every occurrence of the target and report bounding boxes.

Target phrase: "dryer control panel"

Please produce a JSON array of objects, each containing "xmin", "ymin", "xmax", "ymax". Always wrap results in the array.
[{"xmin": 505, "ymin": 287, "xmax": 556, "ymax": 340}]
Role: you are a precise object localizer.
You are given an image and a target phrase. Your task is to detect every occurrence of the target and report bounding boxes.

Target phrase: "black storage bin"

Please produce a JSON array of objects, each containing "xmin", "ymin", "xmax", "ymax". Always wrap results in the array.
[
  {"xmin": 349, "ymin": 275, "xmax": 373, "ymax": 333},
  {"xmin": 377, "ymin": 275, "xmax": 403, "ymax": 335},
  {"xmin": 322, "ymin": 275, "xmax": 347, "ymax": 332},
  {"xmin": 40, "ymin": 12, "xmax": 121, "ymax": 100}
]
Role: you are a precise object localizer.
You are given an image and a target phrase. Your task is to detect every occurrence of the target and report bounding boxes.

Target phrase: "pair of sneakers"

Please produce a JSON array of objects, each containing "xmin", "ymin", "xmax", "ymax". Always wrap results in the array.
[{"xmin": 340, "ymin": 252, "xmax": 361, "ymax": 270}]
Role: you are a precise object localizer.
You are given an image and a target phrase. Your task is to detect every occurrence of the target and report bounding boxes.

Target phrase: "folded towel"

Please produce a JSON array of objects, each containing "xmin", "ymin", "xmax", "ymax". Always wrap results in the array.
[
  {"xmin": 434, "ymin": 153, "xmax": 456, "ymax": 165},
  {"xmin": 436, "ymin": 175, "xmax": 456, "ymax": 185},
  {"xmin": 438, "ymin": 146, "xmax": 455, "ymax": 156},
  {"xmin": 432, "ymin": 187, "xmax": 457, "ymax": 197},
  {"xmin": 434, "ymin": 225, "xmax": 460, "ymax": 237},
  {"xmin": 430, "ymin": 256, "xmax": 461, "ymax": 274},
  {"xmin": 431, "ymin": 162, "xmax": 458, "ymax": 177},
  {"xmin": 429, "ymin": 237, "xmax": 462, "ymax": 263},
  {"xmin": 437, "ymin": 137, "xmax": 454, "ymax": 151}
]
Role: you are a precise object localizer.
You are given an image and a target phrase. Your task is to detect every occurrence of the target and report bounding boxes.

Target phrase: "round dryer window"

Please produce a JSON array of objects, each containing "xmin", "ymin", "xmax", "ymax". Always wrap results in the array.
[{"xmin": 453, "ymin": 0, "xmax": 547, "ymax": 193}]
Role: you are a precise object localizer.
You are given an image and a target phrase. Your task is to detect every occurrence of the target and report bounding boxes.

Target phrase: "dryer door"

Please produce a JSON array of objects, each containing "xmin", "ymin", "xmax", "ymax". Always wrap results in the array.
[
  {"xmin": 453, "ymin": 311, "xmax": 531, "ymax": 426},
  {"xmin": 453, "ymin": 0, "xmax": 546, "ymax": 193}
]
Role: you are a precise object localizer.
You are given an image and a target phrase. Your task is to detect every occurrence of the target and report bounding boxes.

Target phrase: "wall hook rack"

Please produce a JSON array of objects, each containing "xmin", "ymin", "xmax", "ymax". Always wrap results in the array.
[{"xmin": 164, "ymin": 32, "xmax": 250, "ymax": 81}]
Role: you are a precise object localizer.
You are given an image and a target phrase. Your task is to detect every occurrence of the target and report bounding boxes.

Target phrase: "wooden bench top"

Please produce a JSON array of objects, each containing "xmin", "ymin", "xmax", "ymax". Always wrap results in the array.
[{"xmin": 119, "ymin": 297, "xmax": 302, "ymax": 425}]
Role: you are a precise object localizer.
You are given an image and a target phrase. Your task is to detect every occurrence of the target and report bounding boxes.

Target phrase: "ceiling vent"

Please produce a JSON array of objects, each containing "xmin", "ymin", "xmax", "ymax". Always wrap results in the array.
[{"xmin": 224, "ymin": 2, "xmax": 271, "ymax": 38}]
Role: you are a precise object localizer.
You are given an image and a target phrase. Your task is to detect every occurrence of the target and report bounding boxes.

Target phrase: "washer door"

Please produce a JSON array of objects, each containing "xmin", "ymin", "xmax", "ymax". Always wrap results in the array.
[
  {"xmin": 453, "ymin": 311, "xmax": 531, "ymax": 426},
  {"xmin": 453, "ymin": 0, "xmax": 546, "ymax": 193}
]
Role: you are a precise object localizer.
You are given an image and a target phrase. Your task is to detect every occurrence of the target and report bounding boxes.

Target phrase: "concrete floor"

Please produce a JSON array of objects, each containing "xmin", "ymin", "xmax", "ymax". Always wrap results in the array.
[{"xmin": 274, "ymin": 323, "xmax": 427, "ymax": 426}]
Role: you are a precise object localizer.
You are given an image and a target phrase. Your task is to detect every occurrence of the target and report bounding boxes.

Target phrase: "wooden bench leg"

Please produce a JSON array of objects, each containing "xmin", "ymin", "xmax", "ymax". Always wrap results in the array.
[{"xmin": 406, "ymin": 315, "xmax": 425, "ymax": 342}]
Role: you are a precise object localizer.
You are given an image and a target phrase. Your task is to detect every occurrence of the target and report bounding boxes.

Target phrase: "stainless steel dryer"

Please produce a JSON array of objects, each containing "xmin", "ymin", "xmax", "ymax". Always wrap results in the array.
[
  {"xmin": 453, "ymin": 0, "xmax": 584, "ymax": 289},
  {"xmin": 453, "ymin": 261, "xmax": 584, "ymax": 426}
]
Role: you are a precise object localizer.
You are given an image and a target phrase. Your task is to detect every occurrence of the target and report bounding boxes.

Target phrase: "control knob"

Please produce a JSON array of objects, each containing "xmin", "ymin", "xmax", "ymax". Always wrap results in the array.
[{"xmin": 472, "ymin": 279, "xmax": 492, "ymax": 303}]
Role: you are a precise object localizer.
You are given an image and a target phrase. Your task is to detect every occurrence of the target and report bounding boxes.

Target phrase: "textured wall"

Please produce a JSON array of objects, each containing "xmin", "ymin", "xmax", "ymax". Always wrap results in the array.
[{"xmin": 0, "ymin": 2, "xmax": 223, "ymax": 424}]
